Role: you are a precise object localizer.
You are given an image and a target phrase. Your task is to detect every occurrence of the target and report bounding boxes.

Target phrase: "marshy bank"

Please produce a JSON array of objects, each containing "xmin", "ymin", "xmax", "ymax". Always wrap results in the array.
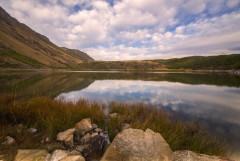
[{"xmin": 0, "ymin": 94, "xmax": 227, "ymax": 160}]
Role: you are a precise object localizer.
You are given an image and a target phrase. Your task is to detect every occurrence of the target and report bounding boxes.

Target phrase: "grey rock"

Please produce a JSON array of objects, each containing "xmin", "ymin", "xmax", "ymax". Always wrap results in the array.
[
  {"xmin": 92, "ymin": 124, "xmax": 98, "ymax": 129},
  {"xmin": 73, "ymin": 129, "xmax": 86, "ymax": 143},
  {"xmin": 95, "ymin": 128, "xmax": 103, "ymax": 133},
  {"xmin": 172, "ymin": 150, "xmax": 232, "ymax": 161},
  {"xmin": 60, "ymin": 155, "xmax": 85, "ymax": 161},
  {"xmin": 101, "ymin": 128, "xmax": 172, "ymax": 161},
  {"xmin": 80, "ymin": 133, "xmax": 91, "ymax": 144},
  {"xmin": 48, "ymin": 150, "xmax": 69, "ymax": 161},
  {"xmin": 76, "ymin": 145, "xmax": 88, "ymax": 153},
  {"xmin": 91, "ymin": 132, "xmax": 98, "ymax": 138},
  {"xmin": 15, "ymin": 149, "xmax": 50, "ymax": 161},
  {"xmin": 1, "ymin": 136, "xmax": 15, "ymax": 145},
  {"xmin": 75, "ymin": 118, "xmax": 92, "ymax": 133},
  {"xmin": 82, "ymin": 135, "xmax": 109, "ymax": 157},
  {"xmin": 28, "ymin": 128, "xmax": 37, "ymax": 133}
]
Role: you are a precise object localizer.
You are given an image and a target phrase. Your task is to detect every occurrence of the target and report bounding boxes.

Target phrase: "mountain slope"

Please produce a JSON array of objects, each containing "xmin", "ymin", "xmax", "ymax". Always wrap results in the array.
[
  {"xmin": 61, "ymin": 47, "xmax": 94, "ymax": 61},
  {"xmin": 0, "ymin": 7, "xmax": 93, "ymax": 69}
]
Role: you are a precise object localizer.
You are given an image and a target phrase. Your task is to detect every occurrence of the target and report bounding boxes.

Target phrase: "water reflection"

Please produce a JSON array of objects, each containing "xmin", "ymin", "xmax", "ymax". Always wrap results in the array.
[
  {"xmin": 1, "ymin": 72, "xmax": 240, "ymax": 159},
  {"xmin": 56, "ymin": 79, "xmax": 240, "ymax": 159}
]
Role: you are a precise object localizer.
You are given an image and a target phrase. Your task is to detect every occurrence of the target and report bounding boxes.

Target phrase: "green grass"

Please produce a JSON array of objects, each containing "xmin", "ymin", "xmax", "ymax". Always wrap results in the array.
[
  {"xmin": 0, "ymin": 50, "xmax": 44, "ymax": 68},
  {"xmin": 0, "ymin": 94, "xmax": 227, "ymax": 160},
  {"xmin": 154, "ymin": 54, "xmax": 240, "ymax": 70}
]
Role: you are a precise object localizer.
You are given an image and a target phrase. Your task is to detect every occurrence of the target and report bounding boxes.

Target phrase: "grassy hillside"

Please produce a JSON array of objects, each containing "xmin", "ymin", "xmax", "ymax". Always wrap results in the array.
[
  {"xmin": 0, "ymin": 7, "xmax": 93, "ymax": 69},
  {"xmin": 154, "ymin": 54, "xmax": 240, "ymax": 70},
  {"xmin": 78, "ymin": 60, "xmax": 165, "ymax": 70}
]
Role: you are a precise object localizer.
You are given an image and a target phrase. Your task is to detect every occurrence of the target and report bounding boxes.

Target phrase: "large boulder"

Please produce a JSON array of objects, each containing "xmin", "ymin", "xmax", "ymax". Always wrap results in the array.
[
  {"xmin": 15, "ymin": 149, "xmax": 50, "ymax": 161},
  {"xmin": 101, "ymin": 128, "xmax": 172, "ymax": 161},
  {"xmin": 172, "ymin": 150, "xmax": 232, "ymax": 161},
  {"xmin": 75, "ymin": 118, "xmax": 92, "ymax": 132}
]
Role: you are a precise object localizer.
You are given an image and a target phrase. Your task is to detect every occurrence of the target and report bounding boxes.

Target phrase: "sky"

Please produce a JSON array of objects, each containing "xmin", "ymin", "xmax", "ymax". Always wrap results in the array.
[{"xmin": 1, "ymin": 0, "xmax": 240, "ymax": 60}]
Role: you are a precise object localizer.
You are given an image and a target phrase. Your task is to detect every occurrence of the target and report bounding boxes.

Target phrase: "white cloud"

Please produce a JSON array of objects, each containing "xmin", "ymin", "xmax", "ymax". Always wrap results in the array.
[{"xmin": 0, "ymin": 0, "xmax": 240, "ymax": 60}]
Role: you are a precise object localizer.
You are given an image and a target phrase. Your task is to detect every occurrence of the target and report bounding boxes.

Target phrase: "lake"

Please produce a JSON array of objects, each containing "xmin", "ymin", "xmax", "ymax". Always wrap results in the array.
[{"xmin": 1, "ymin": 71, "xmax": 240, "ymax": 159}]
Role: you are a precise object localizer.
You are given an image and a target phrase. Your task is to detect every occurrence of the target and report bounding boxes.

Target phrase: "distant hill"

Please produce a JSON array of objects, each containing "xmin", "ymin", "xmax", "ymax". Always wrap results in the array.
[
  {"xmin": 153, "ymin": 54, "xmax": 240, "ymax": 70},
  {"xmin": 61, "ymin": 47, "xmax": 94, "ymax": 61},
  {"xmin": 0, "ymin": 7, "xmax": 93, "ymax": 69}
]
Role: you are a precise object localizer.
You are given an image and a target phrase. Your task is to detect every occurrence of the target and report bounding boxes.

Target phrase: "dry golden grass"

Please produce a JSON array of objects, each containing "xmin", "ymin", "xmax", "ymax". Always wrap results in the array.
[{"xmin": 0, "ymin": 94, "xmax": 227, "ymax": 160}]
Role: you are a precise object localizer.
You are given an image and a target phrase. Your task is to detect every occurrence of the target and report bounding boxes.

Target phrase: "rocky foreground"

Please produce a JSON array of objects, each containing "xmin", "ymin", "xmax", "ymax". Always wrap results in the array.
[{"xmin": 1, "ymin": 118, "xmax": 232, "ymax": 161}]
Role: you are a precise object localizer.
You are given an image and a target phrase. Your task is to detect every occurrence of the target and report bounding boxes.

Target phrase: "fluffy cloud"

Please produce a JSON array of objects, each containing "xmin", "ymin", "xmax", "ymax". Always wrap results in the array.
[{"xmin": 0, "ymin": 0, "xmax": 240, "ymax": 60}]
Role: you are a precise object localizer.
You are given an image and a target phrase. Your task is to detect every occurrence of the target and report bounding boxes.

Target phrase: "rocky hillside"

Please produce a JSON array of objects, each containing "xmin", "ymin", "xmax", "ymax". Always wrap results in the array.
[
  {"xmin": 0, "ymin": 7, "xmax": 93, "ymax": 69},
  {"xmin": 61, "ymin": 47, "xmax": 94, "ymax": 62}
]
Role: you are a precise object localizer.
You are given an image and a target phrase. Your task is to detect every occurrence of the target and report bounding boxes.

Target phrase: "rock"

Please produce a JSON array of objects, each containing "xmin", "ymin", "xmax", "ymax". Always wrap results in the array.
[
  {"xmin": 109, "ymin": 113, "xmax": 118, "ymax": 118},
  {"xmin": 73, "ymin": 129, "xmax": 86, "ymax": 143},
  {"xmin": 16, "ymin": 124, "xmax": 23, "ymax": 133},
  {"xmin": 60, "ymin": 155, "xmax": 85, "ymax": 161},
  {"xmin": 172, "ymin": 150, "xmax": 232, "ymax": 161},
  {"xmin": 15, "ymin": 149, "xmax": 50, "ymax": 161},
  {"xmin": 70, "ymin": 150, "xmax": 81, "ymax": 155},
  {"xmin": 121, "ymin": 123, "xmax": 130, "ymax": 130},
  {"xmin": 92, "ymin": 124, "xmax": 98, "ymax": 129},
  {"xmin": 48, "ymin": 150, "xmax": 69, "ymax": 161},
  {"xmin": 76, "ymin": 145, "xmax": 88, "ymax": 153},
  {"xmin": 1, "ymin": 136, "xmax": 15, "ymax": 145},
  {"xmin": 80, "ymin": 133, "xmax": 91, "ymax": 144},
  {"xmin": 82, "ymin": 135, "xmax": 109, "ymax": 157},
  {"xmin": 75, "ymin": 118, "xmax": 92, "ymax": 133},
  {"xmin": 28, "ymin": 128, "xmax": 37, "ymax": 133},
  {"xmin": 91, "ymin": 132, "xmax": 98, "ymax": 138},
  {"xmin": 95, "ymin": 128, "xmax": 103, "ymax": 133},
  {"xmin": 57, "ymin": 128, "xmax": 75, "ymax": 142},
  {"xmin": 101, "ymin": 128, "xmax": 172, "ymax": 161},
  {"xmin": 64, "ymin": 135, "xmax": 74, "ymax": 149}
]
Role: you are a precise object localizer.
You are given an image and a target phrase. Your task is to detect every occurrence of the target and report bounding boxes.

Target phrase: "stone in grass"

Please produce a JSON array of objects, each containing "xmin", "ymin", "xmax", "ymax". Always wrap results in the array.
[
  {"xmin": 57, "ymin": 128, "xmax": 75, "ymax": 142},
  {"xmin": 1, "ymin": 136, "xmax": 15, "ymax": 145},
  {"xmin": 48, "ymin": 150, "xmax": 69, "ymax": 161},
  {"xmin": 101, "ymin": 128, "xmax": 173, "ymax": 161},
  {"xmin": 109, "ymin": 113, "xmax": 118, "ymax": 118},
  {"xmin": 15, "ymin": 149, "xmax": 50, "ymax": 161},
  {"xmin": 82, "ymin": 135, "xmax": 110, "ymax": 157},
  {"xmin": 95, "ymin": 128, "xmax": 103, "ymax": 133},
  {"xmin": 28, "ymin": 128, "xmax": 37, "ymax": 133},
  {"xmin": 60, "ymin": 155, "xmax": 85, "ymax": 161},
  {"xmin": 172, "ymin": 150, "xmax": 232, "ymax": 161},
  {"xmin": 75, "ymin": 118, "xmax": 93, "ymax": 133},
  {"xmin": 92, "ymin": 124, "xmax": 98, "ymax": 129},
  {"xmin": 57, "ymin": 128, "xmax": 75, "ymax": 149},
  {"xmin": 73, "ymin": 129, "xmax": 86, "ymax": 143},
  {"xmin": 76, "ymin": 145, "xmax": 88, "ymax": 153}
]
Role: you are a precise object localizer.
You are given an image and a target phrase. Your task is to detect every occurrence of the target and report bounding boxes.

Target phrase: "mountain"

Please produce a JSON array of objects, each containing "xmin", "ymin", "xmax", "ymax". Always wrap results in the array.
[
  {"xmin": 0, "ymin": 7, "xmax": 93, "ymax": 69},
  {"xmin": 61, "ymin": 47, "xmax": 94, "ymax": 61}
]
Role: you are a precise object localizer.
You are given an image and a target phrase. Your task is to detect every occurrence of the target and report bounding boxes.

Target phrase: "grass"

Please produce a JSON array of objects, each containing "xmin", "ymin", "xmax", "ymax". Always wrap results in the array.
[
  {"xmin": 0, "ymin": 94, "xmax": 227, "ymax": 160},
  {"xmin": 154, "ymin": 54, "xmax": 240, "ymax": 70},
  {"xmin": 0, "ymin": 50, "xmax": 44, "ymax": 68}
]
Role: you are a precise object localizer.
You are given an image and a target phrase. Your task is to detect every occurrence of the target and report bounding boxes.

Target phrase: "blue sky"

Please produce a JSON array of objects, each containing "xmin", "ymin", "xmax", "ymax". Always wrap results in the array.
[{"xmin": 1, "ymin": 0, "xmax": 240, "ymax": 60}]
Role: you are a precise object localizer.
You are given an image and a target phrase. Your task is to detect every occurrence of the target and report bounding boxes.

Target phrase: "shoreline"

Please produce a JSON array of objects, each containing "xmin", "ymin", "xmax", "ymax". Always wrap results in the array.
[{"xmin": 0, "ymin": 95, "xmax": 228, "ymax": 160}]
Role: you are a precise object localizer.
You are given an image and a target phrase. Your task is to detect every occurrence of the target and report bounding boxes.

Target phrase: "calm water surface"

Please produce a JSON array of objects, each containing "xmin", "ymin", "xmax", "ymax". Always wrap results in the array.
[{"xmin": 1, "ymin": 71, "xmax": 240, "ymax": 159}]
